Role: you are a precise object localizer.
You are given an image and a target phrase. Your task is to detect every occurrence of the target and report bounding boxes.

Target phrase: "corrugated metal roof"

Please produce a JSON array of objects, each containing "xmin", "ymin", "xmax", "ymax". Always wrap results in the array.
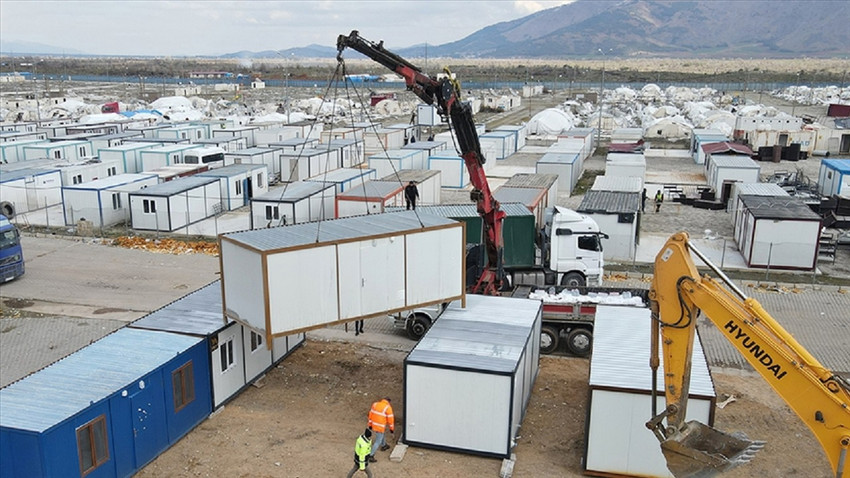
[
  {"xmin": 702, "ymin": 142, "xmax": 753, "ymax": 156},
  {"xmin": 279, "ymin": 148, "xmax": 329, "ymax": 158},
  {"xmin": 305, "ymin": 168, "xmax": 374, "ymax": 183},
  {"xmin": 732, "ymin": 183, "xmax": 788, "ymax": 197},
  {"xmin": 385, "ymin": 202, "xmax": 532, "ymax": 218},
  {"xmin": 406, "ymin": 295, "xmax": 540, "ymax": 373},
  {"xmin": 822, "ymin": 158, "xmax": 850, "ymax": 174},
  {"xmin": 589, "ymin": 306, "xmax": 715, "ymax": 397},
  {"xmin": 197, "ymin": 163, "xmax": 266, "ymax": 178},
  {"xmin": 591, "ymin": 175, "xmax": 642, "ymax": 193},
  {"xmin": 62, "ymin": 173, "xmax": 157, "ymax": 190},
  {"xmin": 130, "ymin": 281, "xmax": 227, "ymax": 336},
  {"xmin": 252, "ymin": 182, "xmax": 333, "ymax": 202},
  {"xmin": 607, "ymin": 153, "xmax": 646, "ymax": 164},
  {"xmin": 503, "ymin": 173, "xmax": 558, "ymax": 190},
  {"xmin": 0, "ymin": 328, "xmax": 203, "ymax": 432},
  {"xmin": 578, "ymin": 190, "xmax": 640, "ymax": 214},
  {"xmin": 129, "ymin": 175, "xmax": 218, "ymax": 196},
  {"xmin": 538, "ymin": 152, "xmax": 579, "ymax": 164},
  {"xmin": 378, "ymin": 169, "xmax": 440, "ymax": 183},
  {"xmin": 402, "ymin": 140, "xmax": 447, "ymax": 151},
  {"xmin": 739, "ymin": 195, "xmax": 821, "ymax": 220},
  {"xmin": 494, "ymin": 187, "xmax": 545, "ymax": 206},
  {"xmin": 227, "ymin": 146, "xmax": 282, "ymax": 155},
  {"xmin": 0, "ymin": 168, "xmax": 59, "ymax": 181},
  {"xmin": 709, "ymin": 154, "xmax": 759, "ymax": 168},
  {"xmin": 338, "ymin": 181, "xmax": 403, "ymax": 199},
  {"xmin": 221, "ymin": 210, "xmax": 458, "ymax": 251}
]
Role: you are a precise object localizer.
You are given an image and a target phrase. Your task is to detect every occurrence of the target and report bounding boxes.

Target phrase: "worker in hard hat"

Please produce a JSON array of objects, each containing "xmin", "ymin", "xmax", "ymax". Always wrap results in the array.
[
  {"xmin": 346, "ymin": 428, "xmax": 373, "ymax": 478},
  {"xmin": 367, "ymin": 397, "xmax": 395, "ymax": 461}
]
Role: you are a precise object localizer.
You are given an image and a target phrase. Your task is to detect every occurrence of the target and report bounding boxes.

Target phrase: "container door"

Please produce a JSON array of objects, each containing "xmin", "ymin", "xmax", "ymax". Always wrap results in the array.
[{"xmin": 130, "ymin": 374, "xmax": 168, "ymax": 468}]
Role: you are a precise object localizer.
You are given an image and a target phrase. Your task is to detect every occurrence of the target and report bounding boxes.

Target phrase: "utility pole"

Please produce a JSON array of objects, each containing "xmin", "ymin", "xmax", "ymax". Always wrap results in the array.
[{"xmin": 596, "ymin": 48, "xmax": 611, "ymax": 152}]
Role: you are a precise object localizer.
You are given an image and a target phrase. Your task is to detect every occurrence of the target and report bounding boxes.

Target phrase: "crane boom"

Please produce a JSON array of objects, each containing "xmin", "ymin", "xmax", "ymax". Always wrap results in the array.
[
  {"xmin": 647, "ymin": 231, "xmax": 850, "ymax": 478},
  {"xmin": 336, "ymin": 30, "xmax": 506, "ymax": 294}
]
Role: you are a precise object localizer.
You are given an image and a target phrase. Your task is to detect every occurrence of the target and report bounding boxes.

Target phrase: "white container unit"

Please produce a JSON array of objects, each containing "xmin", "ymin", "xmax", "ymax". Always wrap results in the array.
[
  {"xmin": 320, "ymin": 127, "xmax": 364, "ymax": 143},
  {"xmin": 364, "ymin": 128, "xmax": 406, "ymax": 155},
  {"xmin": 728, "ymin": 182, "xmax": 788, "ymax": 220},
  {"xmin": 706, "ymin": 154, "xmax": 760, "ymax": 193},
  {"xmin": 691, "ymin": 130, "xmax": 728, "ymax": 165},
  {"xmin": 336, "ymin": 181, "xmax": 405, "ymax": 217},
  {"xmin": 212, "ymin": 126, "xmax": 258, "ymax": 147},
  {"xmin": 577, "ymin": 190, "xmax": 640, "ymax": 261},
  {"xmin": 250, "ymin": 182, "xmax": 335, "ymax": 228},
  {"xmin": 428, "ymin": 154, "xmax": 468, "ymax": 189},
  {"xmin": 128, "ymin": 176, "xmax": 222, "ymax": 232},
  {"xmin": 0, "ymin": 168, "xmax": 63, "ymax": 216},
  {"xmin": 501, "ymin": 173, "xmax": 559, "ymax": 211},
  {"xmin": 557, "ymin": 128, "xmax": 596, "ymax": 158},
  {"xmin": 536, "ymin": 152, "xmax": 582, "ymax": 194},
  {"xmin": 304, "ymin": 167, "xmax": 376, "ymax": 194},
  {"xmin": 50, "ymin": 158, "xmax": 124, "ymax": 186},
  {"xmin": 606, "ymin": 152, "xmax": 647, "ymax": 188},
  {"xmin": 367, "ymin": 149, "xmax": 426, "ymax": 179},
  {"xmin": 193, "ymin": 136, "xmax": 247, "ymax": 153},
  {"xmin": 255, "ymin": 127, "xmax": 320, "ymax": 146},
  {"xmin": 266, "ymin": 138, "xmax": 319, "ymax": 154},
  {"xmin": 149, "ymin": 164, "xmax": 210, "ymax": 182},
  {"xmin": 99, "ymin": 142, "xmax": 161, "ymax": 173},
  {"xmin": 156, "ymin": 124, "xmax": 207, "ymax": 142},
  {"xmin": 219, "ymin": 211, "xmax": 465, "ymax": 339},
  {"xmin": 225, "ymin": 147, "xmax": 283, "ymax": 182},
  {"xmin": 138, "ymin": 144, "xmax": 202, "ymax": 171},
  {"xmin": 585, "ymin": 306, "xmax": 715, "ymax": 478},
  {"xmin": 325, "ymin": 138, "xmax": 366, "ymax": 168},
  {"xmin": 494, "ymin": 124, "xmax": 527, "ymax": 151},
  {"xmin": 404, "ymin": 294, "xmax": 541, "ymax": 459},
  {"xmin": 89, "ymin": 131, "xmax": 144, "ymax": 153},
  {"xmin": 278, "ymin": 148, "xmax": 338, "ymax": 183},
  {"xmin": 494, "ymin": 186, "xmax": 547, "ymax": 227},
  {"xmin": 377, "ymin": 169, "xmax": 441, "ymax": 205},
  {"xmin": 385, "ymin": 123, "xmax": 416, "ymax": 143},
  {"xmin": 402, "ymin": 140, "xmax": 448, "ymax": 158},
  {"xmin": 416, "ymin": 104, "xmax": 441, "ymax": 126},
  {"xmin": 479, "ymin": 130, "xmax": 516, "ymax": 159},
  {"xmin": 61, "ymin": 173, "xmax": 159, "ymax": 227},
  {"xmin": 734, "ymin": 195, "xmax": 822, "ymax": 270},
  {"xmin": 197, "ymin": 164, "xmax": 269, "ymax": 211},
  {"xmin": 22, "ymin": 140, "xmax": 93, "ymax": 162},
  {"xmin": 279, "ymin": 121, "xmax": 323, "ymax": 140},
  {"xmin": 817, "ymin": 158, "xmax": 850, "ymax": 197},
  {"xmin": 0, "ymin": 139, "xmax": 46, "ymax": 164}
]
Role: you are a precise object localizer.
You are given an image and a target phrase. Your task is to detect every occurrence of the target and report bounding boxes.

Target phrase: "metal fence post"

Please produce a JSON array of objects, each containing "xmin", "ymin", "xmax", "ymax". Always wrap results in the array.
[{"xmin": 765, "ymin": 242, "xmax": 773, "ymax": 282}]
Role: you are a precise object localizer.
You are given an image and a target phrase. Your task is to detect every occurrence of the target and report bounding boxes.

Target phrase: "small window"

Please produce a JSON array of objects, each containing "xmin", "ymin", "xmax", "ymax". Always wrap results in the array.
[
  {"xmin": 72, "ymin": 174, "xmax": 83, "ymax": 184},
  {"xmin": 265, "ymin": 205, "xmax": 279, "ymax": 220},
  {"xmin": 250, "ymin": 331, "xmax": 263, "ymax": 352},
  {"xmin": 172, "ymin": 361, "xmax": 195, "ymax": 412},
  {"xmin": 235, "ymin": 181, "xmax": 242, "ymax": 195},
  {"xmin": 77, "ymin": 415, "xmax": 109, "ymax": 476},
  {"xmin": 108, "ymin": 167, "xmax": 117, "ymax": 176},
  {"xmin": 79, "ymin": 147, "xmax": 86, "ymax": 156},
  {"xmin": 54, "ymin": 150, "xmax": 62, "ymax": 159},
  {"xmin": 111, "ymin": 193, "xmax": 121, "ymax": 210},
  {"xmin": 219, "ymin": 338, "xmax": 234, "ymax": 372},
  {"xmin": 172, "ymin": 154, "xmax": 179, "ymax": 164},
  {"xmin": 143, "ymin": 199, "xmax": 157, "ymax": 214},
  {"xmin": 257, "ymin": 173, "xmax": 264, "ymax": 188},
  {"xmin": 578, "ymin": 235, "xmax": 601, "ymax": 252}
]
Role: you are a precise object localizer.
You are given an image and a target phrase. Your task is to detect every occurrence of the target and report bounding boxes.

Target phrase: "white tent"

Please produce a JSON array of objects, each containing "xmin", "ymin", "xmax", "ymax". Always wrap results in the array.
[{"xmin": 527, "ymin": 108, "xmax": 576, "ymax": 136}]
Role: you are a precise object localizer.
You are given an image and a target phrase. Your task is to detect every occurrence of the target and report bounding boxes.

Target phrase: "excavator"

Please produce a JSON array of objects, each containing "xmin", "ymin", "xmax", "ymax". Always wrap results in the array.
[{"xmin": 647, "ymin": 231, "xmax": 849, "ymax": 478}]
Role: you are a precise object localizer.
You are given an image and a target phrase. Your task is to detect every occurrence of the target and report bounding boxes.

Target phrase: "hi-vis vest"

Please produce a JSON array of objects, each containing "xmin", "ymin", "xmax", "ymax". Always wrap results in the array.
[
  {"xmin": 368, "ymin": 399, "xmax": 395, "ymax": 433},
  {"xmin": 355, "ymin": 434, "xmax": 371, "ymax": 470}
]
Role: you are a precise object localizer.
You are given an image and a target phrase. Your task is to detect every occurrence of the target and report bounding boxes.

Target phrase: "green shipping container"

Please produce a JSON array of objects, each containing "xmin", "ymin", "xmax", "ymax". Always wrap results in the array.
[{"xmin": 386, "ymin": 203, "xmax": 535, "ymax": 268}]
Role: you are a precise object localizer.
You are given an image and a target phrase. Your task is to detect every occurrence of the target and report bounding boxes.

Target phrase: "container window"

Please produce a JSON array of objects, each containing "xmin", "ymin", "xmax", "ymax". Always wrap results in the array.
[
  {"xmin": 250, "ymin": 331, "xmax": 263, "ymax": 352},
  {"xmin": 172, "ymin": 361, "xmax": 195, "ymax": 412},
  {"xmin": 219, "ymin": 338, "xmax": 235, "ymax": 372},
  {"xmin": 257, "ymin": 173, "xmax": 264, "ymax": 189},
  {"xmin": 143, "ymin": 199, "xmax": 157, "ymax": 214},
  {"xmin": 77, "ymin": 415, "xmax": 109, "ymax": 476},
  {"xmin": 111, "ymin": 193, "xmax": 121, "ymax": 210},
  {"xmin": 235, "ymin": 181, "xmax": 242, "ymax": 196}
]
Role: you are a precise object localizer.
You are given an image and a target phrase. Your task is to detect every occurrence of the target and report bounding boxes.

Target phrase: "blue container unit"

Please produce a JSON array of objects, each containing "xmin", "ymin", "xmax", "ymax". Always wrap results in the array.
[
  {"xmin": 479, "ymin": 130, "xmax": 517, "ymax": 160},
  {"xmin": 818, "ymin": 158, "xmax": 850, "ymax": 197},
  {"xmin": 0, "ymin": 327, "xmax": 211, "ymax": 478}
]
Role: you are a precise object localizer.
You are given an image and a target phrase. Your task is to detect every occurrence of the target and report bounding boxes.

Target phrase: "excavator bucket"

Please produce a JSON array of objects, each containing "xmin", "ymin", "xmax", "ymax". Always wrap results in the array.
[{"xmin": 660, "ymin": 421, "xmax": 765, "ymax": 478}]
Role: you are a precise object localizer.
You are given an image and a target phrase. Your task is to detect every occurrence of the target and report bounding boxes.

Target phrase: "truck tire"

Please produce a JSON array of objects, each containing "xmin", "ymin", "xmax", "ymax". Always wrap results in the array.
[
  {"xmin": 406, "ymin": 314, "xmax": 431, "ymax": 341},
  {"xmin": 0, "ymin": 201, "xmax": 15, "ymax": 219},
  {"xmin": 566, "ymin": 328, "xmax": 592, "ymax": 357},
  {"xmin": 540, "ymin": 326, "xmax": 559, "ymax": 354},
  {"xmin": 560, "ymin": 272, "xmax": 586, "ymax": 287}
]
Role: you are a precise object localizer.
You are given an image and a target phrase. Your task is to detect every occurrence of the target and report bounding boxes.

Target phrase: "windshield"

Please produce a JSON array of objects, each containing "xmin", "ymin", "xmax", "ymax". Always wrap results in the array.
[{"xmin": 0, "ymin": 228, "xmax": 20, "ymax": 250}]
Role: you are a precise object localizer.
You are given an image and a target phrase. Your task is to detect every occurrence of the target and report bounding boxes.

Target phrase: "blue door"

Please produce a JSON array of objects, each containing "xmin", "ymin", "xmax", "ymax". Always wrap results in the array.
[{"xmin": 130, "ymin": 374, "xmax": 168, "ymax": 469}]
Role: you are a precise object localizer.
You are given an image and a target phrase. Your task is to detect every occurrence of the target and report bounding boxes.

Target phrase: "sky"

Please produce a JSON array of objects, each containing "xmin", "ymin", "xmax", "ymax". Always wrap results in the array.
[{"xmin": 1, "ymin": 0, "xmax": 575, "ymax": 57}]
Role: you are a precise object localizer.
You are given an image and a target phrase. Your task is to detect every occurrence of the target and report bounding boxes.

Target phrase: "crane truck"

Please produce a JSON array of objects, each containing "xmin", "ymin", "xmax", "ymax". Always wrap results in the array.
[{"xmin": 647, "ymin": 231, "xmax": 849, "ymax": 478}]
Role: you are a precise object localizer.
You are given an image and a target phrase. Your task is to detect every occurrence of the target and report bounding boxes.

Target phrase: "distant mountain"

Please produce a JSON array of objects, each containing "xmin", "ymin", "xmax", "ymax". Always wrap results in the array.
[
  {"xmin": 0, "ymin": 40, "xmax": 85, "ymax": 56},
  {"xmin": 221, "ymin": 44, "xmax": 338, "ymax": 59}
]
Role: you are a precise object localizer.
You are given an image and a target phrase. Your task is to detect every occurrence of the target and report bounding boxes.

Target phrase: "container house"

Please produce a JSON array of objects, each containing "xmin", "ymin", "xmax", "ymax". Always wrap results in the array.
[
  {"xmin": 275, "ymin": 121, "xmax": 323, "ymax": 141},
  {"xmin": 156, "ymin": 124, "xmax": 207, "ymax": 142},
  {"xmin": 585, "ymin": 306, "xmax": 715, "ymax": 477},
  {"xmin": 536, "ymin": 151, "xmax": 582, "ymax": 194},
  {"xmin": 364, "ymin": 128, "xmax": 406, "ymax": 155},
  {"xmin": 606, "ymin": 152, "xmax": 647, "ymax": 188},
  {"xmin": 197, "ymin": 163, "xmax": 268, "ymax": 211},
  {"xmin": 705, "ymin": 153, "xmax": 760, "ymax": 196},
  {"xmin": 128, "ymin": 124, "xmax": 170, "ymax": 139},
  {"xmin": 404, "ymin": 294, "xmax": 541, "ymax": 458},
  {"xmin": 212, "ymin": 126, "xmax": 258, "ymax": 147},
  {"xmin": 89, "ymin": 131, "xmax": 144, "ymax": 153},
  {"xmin": 148, "ymin": 164, "xmax": 210, "ymax": 182},
  {"xmin": 138, "ymin": 144, "xmax": 203, "ymax": 171},
  {"xmin": 325, "ymin": 138, "xmax": 366, "ymax": 168},
  {"xmin": 5, "ymin": 158, "xmax": 123, "ymax": 187},
  {"xmin": 129, "ymin": 281, "xmax": 305, "ymax": 410},
  {"xmin": 377, "ymin": 169, "xmax": 441, "ymax": 205},
  {"xmin": 0, "ymin": 130, "xmax": 48, "ymax": 143},
  {"xmin": 278, "ymin": 148, "xmax": 337, "ymax": 183},
  {"xmin": 690, "ymin": 129, "xmax": 728, "ymax": 164},
  {"xmin": 320, "ymin": 127, "xmax": 364, "ymax": 143},
  {"xmin": 192, "ymin": 136, "xmax": 247, "ymax": 153},
  {"xmin": 401, "ymin": 139, "xmax": 448, "ymax": 158},
  {"xmin": 728, "ymin": 183, "xmax": 788, "ymax": 221},
  {"xmin": 385, "ymin": 123, "xmax": 416, "ymax": 144},
  {"xmin": 22, "ymin": 140, "xmax": 93, "ymax": 162},
  {"xmin": 479, "ymin": 130, "xmax": 516, "ymax": 159},
  {"xmin": 335, "ymin": 181, "xmax": 405, "ymax": 217},
  {"xmin": 304, "ymin": 167, "xmax": 376, "ymax": 194},
  {"xmin": 428, "ymin": 154, "xmax": 469, "ymax": 188},
  {"xmin": 557, "ymin": 128, "xmax": 596, "ymax": 158},
  {"xmin": 61, "ymin": 173, "xmax": 159, "ymax": 227},
  {"xmin": 494, "ymin": 124, "xmax": 528, "ymax": 151},
  {"xmin": 577, "ymin": 188, "xmax": 640, "ymax": 262},
  {"xmin": 224, "ymin": 146, "xmax": 283, "ymax": 182},
  {"xmin": 219, "ymin": 211, "xmax": 464, "ymax": 339},
  {"xmin": 818, "ymin": 158, "xmax": 850, "ymax": 197},
  {"xmin": 494, "ymin": 186, "xmax": 548, "ymax": 227},
  {"xmin": 367, "ymin": 149, "xmax": 426, "ymax": 179},
  {"xmin": 98, "ymin": 142, "xmax": 161, "ymax": 174},
  {"xmin": 0, "ymin": 139, "xmax": 46, "ymax": 163},
  {"xmin": 266, "ymin": 137, "xmax": 319, "ymax": 154},
  {"xmin": 734, "ymin": 195, "xmax": 822, "ymax": 270},
  {"xmin": 250, "ymin": 182, "xmax": 336, "ymax": 228},
  {"xmin": 0, "ymin": 327, "xmax": 211, "ymax": 478},
  {"xmin": 0, "ymin": 168, "xmax": 62, "ymax": 217},
  {"xmin": 128, "ymin": 176, "xmax": 222, "ymax": 232},
  {"xmin": 501, "ymin": 173, "xmax": 559, "ymax": 211}
]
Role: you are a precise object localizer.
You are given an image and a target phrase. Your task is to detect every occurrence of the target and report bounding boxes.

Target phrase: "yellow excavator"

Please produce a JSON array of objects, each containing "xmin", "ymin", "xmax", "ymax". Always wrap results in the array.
[{"xmin": 646, "ymin": 232, "xmax": 850, "ymax": 478}]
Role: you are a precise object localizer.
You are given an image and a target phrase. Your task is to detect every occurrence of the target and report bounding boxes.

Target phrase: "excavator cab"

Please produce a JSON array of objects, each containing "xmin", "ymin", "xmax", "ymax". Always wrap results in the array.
[{"xmin": 657, "ymin": 421, "xmax": 765, "ymax": 478}]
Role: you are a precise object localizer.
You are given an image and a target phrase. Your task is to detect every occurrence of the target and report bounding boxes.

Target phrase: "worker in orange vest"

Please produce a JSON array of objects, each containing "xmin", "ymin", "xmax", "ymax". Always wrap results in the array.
[{"xmin": 367, "ymin": 397, "xmax": 395, "ymax": 461}]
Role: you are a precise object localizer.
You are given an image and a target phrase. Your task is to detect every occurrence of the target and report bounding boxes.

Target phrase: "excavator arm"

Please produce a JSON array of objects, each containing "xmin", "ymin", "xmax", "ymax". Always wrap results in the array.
[
  {"xmin": 647, "ymin": 231, "xmax": 850, "ymax": 478},
  {"xmin": 336, "ymin": 31, "xmax": 506, "ymax": 295}
]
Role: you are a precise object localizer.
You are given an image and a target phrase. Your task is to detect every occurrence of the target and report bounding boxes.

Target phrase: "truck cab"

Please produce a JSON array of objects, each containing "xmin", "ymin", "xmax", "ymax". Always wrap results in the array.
[
  {"xmin": 547, "ymin": 207, "xmax": 605, "ymax": 287},
  {"xmin": 0, "ymin": 215, "xmax": 25, "ymax": 282}
]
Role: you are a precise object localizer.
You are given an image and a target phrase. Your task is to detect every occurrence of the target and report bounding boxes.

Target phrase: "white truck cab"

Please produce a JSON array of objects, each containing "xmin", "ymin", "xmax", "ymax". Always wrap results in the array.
[{"xmin": 547, "ymin": 207, "xmax": 605, "ymax": 286}]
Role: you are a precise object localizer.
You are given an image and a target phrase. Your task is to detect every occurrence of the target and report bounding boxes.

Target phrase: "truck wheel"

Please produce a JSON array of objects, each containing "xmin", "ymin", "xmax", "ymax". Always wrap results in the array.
[
  {"xmin": 560, "ymin": 272, "xmax": 586, "ymax": 287},
  {"xmin": 540, "ymin": 326, "xmax": 559, "ymax": 354},
  {"xmin": 406, "ymin": 315, "xmax": 431, "ymax": 341},
  {"xmin": 566, "ymin": 328, "xmax": 592, "ymax": 357},
  {"xmin": 0, "ymin": 201, "xmax": 15, "ymax": 219}
]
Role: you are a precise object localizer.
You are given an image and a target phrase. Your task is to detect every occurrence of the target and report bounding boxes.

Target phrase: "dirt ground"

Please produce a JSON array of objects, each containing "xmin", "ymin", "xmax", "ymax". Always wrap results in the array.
[{"xmin": 136, "ymin": 338, "xmax": 833, "ymax": 478}]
